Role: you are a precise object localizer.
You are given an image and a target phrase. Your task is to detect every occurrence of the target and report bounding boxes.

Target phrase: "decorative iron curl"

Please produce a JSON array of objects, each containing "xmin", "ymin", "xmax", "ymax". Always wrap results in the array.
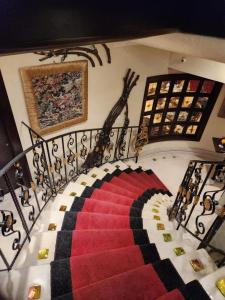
[
  {"xmin": 34, "ymin": 44, "xmax": 111, "ymax": 67},
  {"xmin": 52, "ymin": 140, "xmax": 63, "ymax": 187},
  {"xmin": 66, "ymin": 135, "xmax": 76, "ymax": 177},
  {"xmin": 80, "ymin": 132, "xmax": 88, "ymax": 159},
  {"xmin": 14, "ymin": 163, "xmax": 35, "ymax": 221},
  {"xmin": 0, "ymin": 210, "xmax": 21, "ymax": 250},
  {"xmin": 175, "ymin": 163, "xmax": 203, "ymax": 224},
  {"xmin": 18, "ymin": 187, "xmax": 35, "ymax": 221},
  {"xmin": 195, "ymin": 187, "xmax": 223, "ymax": 235}
]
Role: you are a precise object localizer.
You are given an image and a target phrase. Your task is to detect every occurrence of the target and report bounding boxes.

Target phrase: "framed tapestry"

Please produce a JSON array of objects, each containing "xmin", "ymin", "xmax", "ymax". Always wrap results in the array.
[{"xmin": 20, "ymin": 60, "xmax": 88, "ymax": 135}]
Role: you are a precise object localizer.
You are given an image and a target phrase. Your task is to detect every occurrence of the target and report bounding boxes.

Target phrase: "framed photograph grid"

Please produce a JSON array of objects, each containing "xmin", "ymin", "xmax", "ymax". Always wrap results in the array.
[{"xmin": 139, "ymin": 74, "xmax": 222, "ymax": 143}]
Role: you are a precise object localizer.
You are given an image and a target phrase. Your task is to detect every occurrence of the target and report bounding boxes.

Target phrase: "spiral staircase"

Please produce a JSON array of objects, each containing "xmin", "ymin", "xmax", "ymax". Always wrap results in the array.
[{"xmin": 0, "ymin": 156, "xmax": 224, "ymax": 300}]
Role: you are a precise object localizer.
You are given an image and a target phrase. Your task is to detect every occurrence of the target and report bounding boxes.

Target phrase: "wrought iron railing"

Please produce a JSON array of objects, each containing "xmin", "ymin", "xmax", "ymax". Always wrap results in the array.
[
  {"xmin": 169, "ymin": 159, "xmax": 225, "ymax": 266},
  {"xmin": 0, "ymin": 123, "xmax": 140, "ymax": 271}
]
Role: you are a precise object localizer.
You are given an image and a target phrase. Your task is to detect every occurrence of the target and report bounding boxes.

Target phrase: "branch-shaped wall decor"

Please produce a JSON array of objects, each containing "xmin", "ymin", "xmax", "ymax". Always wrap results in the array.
[
  {"xmin": 34, "ymin": 44, "xmax": 111, "ymax": 67},
  {"xmin": 83, "ymin": 68, "xmax": 139, "ymax": 169}
]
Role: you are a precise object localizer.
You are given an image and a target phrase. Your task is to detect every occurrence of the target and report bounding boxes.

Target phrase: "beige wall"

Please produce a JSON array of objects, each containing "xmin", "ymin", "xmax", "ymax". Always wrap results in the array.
[
  {"xmin": 0, "ymin": 43, "xmax": 224, "ymax": 154},
  {"xmin": 0, "ymin": 45, "xmax": 170, "ymax": 150}
]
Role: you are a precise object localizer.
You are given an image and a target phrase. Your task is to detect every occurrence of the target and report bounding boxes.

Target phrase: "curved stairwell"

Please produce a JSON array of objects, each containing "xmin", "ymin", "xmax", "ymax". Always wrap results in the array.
[{"xmin": 0, "ymin": 160, "xmax": 224, "ymax": 299}]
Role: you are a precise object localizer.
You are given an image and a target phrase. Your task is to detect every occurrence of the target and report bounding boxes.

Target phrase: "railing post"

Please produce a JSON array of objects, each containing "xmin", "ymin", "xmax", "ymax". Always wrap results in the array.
[
  {"xmin": 182, "ymin": 163, "xmax": 214, "ymax": 229},
  {"xmin": 3, "ymin": 173, "xmax": 30, "ymax": 242},
  {"xmin": 169, "ymin": 161, "xmax": 196, "ymax": 220},
  {"xmin": 198, "ymin": 207, "xmax": 225, "ymax": 249},
  {"xmin": 0, "ymin": 248, "xmax": 10, "ymax": 271}
]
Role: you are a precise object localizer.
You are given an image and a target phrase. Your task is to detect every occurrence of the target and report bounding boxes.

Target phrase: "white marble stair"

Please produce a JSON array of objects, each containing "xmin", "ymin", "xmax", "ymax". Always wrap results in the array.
[
  {"xmin": 13, "ymin": 231, "xmax": 57, "ymax": 269},
  {"xmin": 171, "ymin": 248, "xmax": 218, "ymax": 283},
  {"xmin": 111, "ymin": 160, "xmax": 129, "ymax": 170},
  {"xmin": 0, "ymin": 159, "xmax": 223, "ymax": 300},
  {"xmin": 99, "ymin": 162, "xmax": 117, "ymax": 173},
  {"xmin": 0, "ymin": 264, "xmax": 51, "ymax": 300},
  {"xmin": 87, "ymin": 167, "xmax": 108, "ymax": 179},
  {"xmin": 124, "ymin": 159, "xmax": 146, "ymax": 170},
  {"xmin": 200, "ymin": 266, "xmax": 225, "ymax": 300}
]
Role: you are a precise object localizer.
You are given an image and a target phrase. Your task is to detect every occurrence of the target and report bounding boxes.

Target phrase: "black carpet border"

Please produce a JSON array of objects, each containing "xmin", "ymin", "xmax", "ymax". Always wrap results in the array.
[
  {"xmin": 133, "ymin": 229, "xmax": 150, "ymax": 245},
  {"xmin": 153, "ymin": 258, "xmax": 185, "ymax": 291},
  {"xmin": 139, "ymin": 244, "xmax": 160, "ymax": 264},
  {"xmin": 52, "ymin": 293, "xmax": 73, "ymax": 300},
  {"xmin": 61, "ymin": 212, "xmax": 78, "ymax": 231},
  {"xmin": 51, "ymin": 258, "xmax": 72, "ymax": 298},
  {"xmin": 179, "ymin": 280, "xmax": 211, "ymax": 300},
  {"xmin": 70, "ymin": 197, "xmax": 86, "ymax": 212},
  {"xmin": 54, "ymin": 231, "xmax": 73, "ymax": 260}
]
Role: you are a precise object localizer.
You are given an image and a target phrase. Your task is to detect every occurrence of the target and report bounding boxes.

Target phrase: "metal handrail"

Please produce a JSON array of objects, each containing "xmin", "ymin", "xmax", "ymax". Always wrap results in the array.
[
  {"xmin": 169, "ymin": 158, "xmax": 225, "ymax": 266},
  {"xmin": 0, "ymin": 123, "xmax": 140, "ymax": 270}
]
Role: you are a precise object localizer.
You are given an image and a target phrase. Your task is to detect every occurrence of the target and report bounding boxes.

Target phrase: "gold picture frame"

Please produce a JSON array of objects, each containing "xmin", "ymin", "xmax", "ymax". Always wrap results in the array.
[{"xmin": 20, "ymin": 60, "xmax": 88, "ymax": 135}]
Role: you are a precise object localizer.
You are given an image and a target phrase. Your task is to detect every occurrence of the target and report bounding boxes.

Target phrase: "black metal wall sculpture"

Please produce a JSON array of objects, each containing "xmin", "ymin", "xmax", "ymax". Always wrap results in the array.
[
  {"xmin": 83, "ymin": 68, "xmax": 139, "ymax": 169},
  {"xmin": 34, "ymin": 44, "xmax": 111, "ymax": 67}
]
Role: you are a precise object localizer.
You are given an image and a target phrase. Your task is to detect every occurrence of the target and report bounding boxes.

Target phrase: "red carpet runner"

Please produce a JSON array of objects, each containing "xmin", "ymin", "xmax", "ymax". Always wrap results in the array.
[{"xmin": 51, "ymin": 165, "xmax": 210, "ymax": 300}]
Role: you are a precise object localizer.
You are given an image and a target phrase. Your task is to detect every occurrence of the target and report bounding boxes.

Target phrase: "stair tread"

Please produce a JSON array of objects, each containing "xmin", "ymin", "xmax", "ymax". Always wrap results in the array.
[
  {"xmin": 199, "ymin": 266, "xmax": 225, "ymax": 300},
  {"xmin": 171, "ymin": 248, "xmax": 217, "ymax": 283}
]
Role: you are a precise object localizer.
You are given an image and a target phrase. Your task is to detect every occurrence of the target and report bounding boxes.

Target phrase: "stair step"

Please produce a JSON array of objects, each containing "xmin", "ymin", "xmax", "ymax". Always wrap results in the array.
[
  {"xmin": 46, "ymin": 194, "xmax": 75, "ymax": 211},
  {"xmin": 11, "ymin": 228, "xmax": 151, "ymax": 269},
  {"xmin": 99, "ymin": 162, "xmax": 117, "ymax": 173},
  {"xmin": 33, "ymin": 210, "xmax": 173, "ymax": 233},
  {"xmin": 75, "ymin": 174, "xmax": 97, "ymax": 187},
  {"xmin": 111, "ymin": 160, "xmax": 129, "ymax": 170},
  {"xmin": 0, "ymin": 264, "xmax": 51, "ymax": 300},
  {"xmin": 151, "ymin": 239, "xmax": 198, "ymax": 260},
  {"xmin": 55, "ymin": 229, "xmax": 150, "ymax": 260},
  {"xmin": 1, "ymin": 160, "xmax": 216, "ymax": 300},
  {"xmin": 157, "ymin": 280, "xmax": 212, "ymax": 300},
  {"xmin": 51, "ymin": 244, "xmax": 160, "ymax": 294},
  {"xmin": 13, "ymin": 231, "xmax": 57, "ymax": 269},
  {"xmin": 62, "ymin": 182, "xmax": 86, "ymax": 197},
  {"xmin": 200, "ymin": 265, "xmax": 225, "ymax": 300},
  {"xmin": 0, "ymin": 259, "xmax": 184, "ymax": 300},
  {"xmin": 52, "ymin": 259, "xmax": 185, "ymax": 300},
  {"xmin": 124, "ymin": 159, "xmax": 145, "ymax": 170},
  {"xmin": 171, "ymin": 248, "xmax": 217, "ymax": 283},
  {"xmin": 87, "ymin": 166, "xmax": 107, "ymax": 179}
]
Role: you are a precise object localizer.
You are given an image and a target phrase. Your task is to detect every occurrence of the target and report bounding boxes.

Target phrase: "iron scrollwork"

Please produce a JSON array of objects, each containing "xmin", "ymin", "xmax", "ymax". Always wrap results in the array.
[
  {"xmin": 15, "ymin": 163, "xmax": 35, "ymax": 221},
  {"xmin": 34, "ymin": 44, "xmax": 111, "ymax": 67},
  {"xmin": 32, "ymin": 148, "xmax": 49, "ymax": 202},
  {"xmin": 176, "ymin": 163, "xmax": 203, "ymax": 225},
  {"xmin": 52, "ymin": 140, "xmax": 63, "ymax": 187},
  {"xmin": 80, "ymin": 132, "xmax": 88, "ymax": 160},
  {"xmin": 195, "ymin": 188, "xmax": 223, "ymax": 235},
  {"xmin": 66, "ymin": 134, "xmax": 77, "ymax": 178},
  {"xmin": 0, "ymin": 210, "xmax": 21, "ymax": 250}
]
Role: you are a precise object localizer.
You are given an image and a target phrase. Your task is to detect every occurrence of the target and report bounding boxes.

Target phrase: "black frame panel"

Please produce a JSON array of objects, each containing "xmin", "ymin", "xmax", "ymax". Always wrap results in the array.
[{"xmin": 139, "ymin": 74, "xmax": 222, "ymax": 143}]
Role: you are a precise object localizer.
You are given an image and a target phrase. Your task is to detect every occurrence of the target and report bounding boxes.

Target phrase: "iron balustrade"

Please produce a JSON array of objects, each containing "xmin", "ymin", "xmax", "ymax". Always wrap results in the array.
[
  {"xmin": 0, "ymin": 123, "xmax": 140, "ymax": 271},
  {"xmin": 169, "ymin": 159, "xmax": 225, "ymax": 266}
]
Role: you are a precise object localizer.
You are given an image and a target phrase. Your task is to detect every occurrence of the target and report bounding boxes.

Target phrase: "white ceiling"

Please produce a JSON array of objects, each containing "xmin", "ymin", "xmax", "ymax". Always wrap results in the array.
[{"xmin": 132, "ymin": 33, "xmax": 225, "ymax": 63}]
